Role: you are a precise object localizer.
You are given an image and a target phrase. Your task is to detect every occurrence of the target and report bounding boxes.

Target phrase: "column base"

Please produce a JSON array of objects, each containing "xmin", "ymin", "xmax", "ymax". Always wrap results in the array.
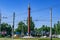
[{"xmin": 22, "ymin": 36, "xmax": 34, "ymax": 38}]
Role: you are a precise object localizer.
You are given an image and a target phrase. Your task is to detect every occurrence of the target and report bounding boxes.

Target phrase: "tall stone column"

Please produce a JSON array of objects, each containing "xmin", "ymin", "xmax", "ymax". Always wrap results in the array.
[{"xmin": 28, "ymin": 4, "xmax": 30, "ymax": 36}]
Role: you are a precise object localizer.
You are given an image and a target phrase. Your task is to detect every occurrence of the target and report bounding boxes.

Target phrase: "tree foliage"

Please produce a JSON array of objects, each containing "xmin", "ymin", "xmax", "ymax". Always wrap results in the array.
[
  {"xmin": 15, "ymin": 21, "xmax": 27, "ymax": 35},
  {"xmin": 1, "ymin": 23, "xmax": 12, "ymax": 37}
]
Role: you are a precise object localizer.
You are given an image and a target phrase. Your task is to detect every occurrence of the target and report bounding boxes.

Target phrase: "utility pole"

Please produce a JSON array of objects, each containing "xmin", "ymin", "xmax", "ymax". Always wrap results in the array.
[
  {"xmin": 0, "ymin": 11, "xmax": 7, "ymax": 34},
  {"xmin": 12, "ymin": 12, "xmax": 15, "ymax": 40},
  {"xmin": 50, "ymin": 8, "xmax": 52, "ymax": 40},
  {"xmin": 42, "ymin": 27, "xmax": 43, "ymax": 36},
  {"xmin": 21, "ymin": 24, "xmax": 24, "ymax": 36},
  {"xmin": 0, "ymin": 12, "xmax": 1, "ymax": 34}
]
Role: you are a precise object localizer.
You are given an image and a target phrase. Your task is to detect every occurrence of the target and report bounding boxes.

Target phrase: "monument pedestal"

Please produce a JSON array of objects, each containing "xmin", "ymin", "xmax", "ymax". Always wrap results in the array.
[{"xmin": 22, "ymin": 36, "xmax": 34, "ymax": 38}]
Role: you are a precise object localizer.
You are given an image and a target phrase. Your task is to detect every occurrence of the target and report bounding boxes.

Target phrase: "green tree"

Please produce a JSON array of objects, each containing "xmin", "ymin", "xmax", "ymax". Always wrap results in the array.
[
  {"xmin": 54, "ymin": 24, "xmax": 57, "ymax": 34},
  {"xmin": 6, "ymin": 25, "xmax": 12, "ymax": 36},
  {"xmin": 15, "ymin": 21, "xmax": 27, "ymax": 35},
  {"xmin": 53, "ymin": 21, "xmax": 60, "ymax": 34},
  {"xmin": 1, "ymin": 23, "xmax": 12, "ymax": 36},
  {"xmin": 41, "ymin": 25, "xmax": 46, "ymax": 31},
  {"xmin": 57, "ymin": 21, "xmax": 60, "ymax": 34}
]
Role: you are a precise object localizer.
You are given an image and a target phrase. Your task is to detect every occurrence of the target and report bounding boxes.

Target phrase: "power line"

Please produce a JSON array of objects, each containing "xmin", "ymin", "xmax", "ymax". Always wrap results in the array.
[{"xmin": 5, "ymin": 4, "xmax": 60, "ymax": 19}]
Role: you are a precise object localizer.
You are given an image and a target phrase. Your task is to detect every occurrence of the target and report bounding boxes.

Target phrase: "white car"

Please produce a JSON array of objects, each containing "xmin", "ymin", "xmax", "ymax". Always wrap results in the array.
[
  {"xmin": 40, "ymin": 36, "xmax": 47, "ymax": 38},
  {"xmin": 57, "ymin": 35, "xmax": 60, "ymax": 38}
]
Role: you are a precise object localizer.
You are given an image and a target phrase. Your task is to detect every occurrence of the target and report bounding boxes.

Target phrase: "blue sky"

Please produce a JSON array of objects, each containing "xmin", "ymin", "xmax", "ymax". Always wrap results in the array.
[{"xmin": 0, "ymin": 0, "xmax": 60, "ymax": 29}]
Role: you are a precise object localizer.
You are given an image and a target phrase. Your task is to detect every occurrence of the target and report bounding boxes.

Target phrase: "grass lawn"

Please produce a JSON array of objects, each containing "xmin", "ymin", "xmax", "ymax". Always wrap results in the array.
[{"xmin": 0, "ymin": 38, "xmax": 60, "ymax": 40}]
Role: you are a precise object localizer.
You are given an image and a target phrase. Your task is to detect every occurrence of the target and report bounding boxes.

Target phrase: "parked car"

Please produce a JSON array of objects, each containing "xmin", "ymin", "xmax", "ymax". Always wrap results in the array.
[{"xmin": 57, "ymin": 35, "xmax": 60, "ymax": 38}]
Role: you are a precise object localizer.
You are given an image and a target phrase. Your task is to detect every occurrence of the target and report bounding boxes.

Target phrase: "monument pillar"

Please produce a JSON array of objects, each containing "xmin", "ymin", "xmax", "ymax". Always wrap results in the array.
[
  {"xmin": 22, "ymin": 4, "xmax": 34, "ymax": 38},
  {"xmin": 28, "ymin": 4, "xmax": 30, "ymax": 36}
]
